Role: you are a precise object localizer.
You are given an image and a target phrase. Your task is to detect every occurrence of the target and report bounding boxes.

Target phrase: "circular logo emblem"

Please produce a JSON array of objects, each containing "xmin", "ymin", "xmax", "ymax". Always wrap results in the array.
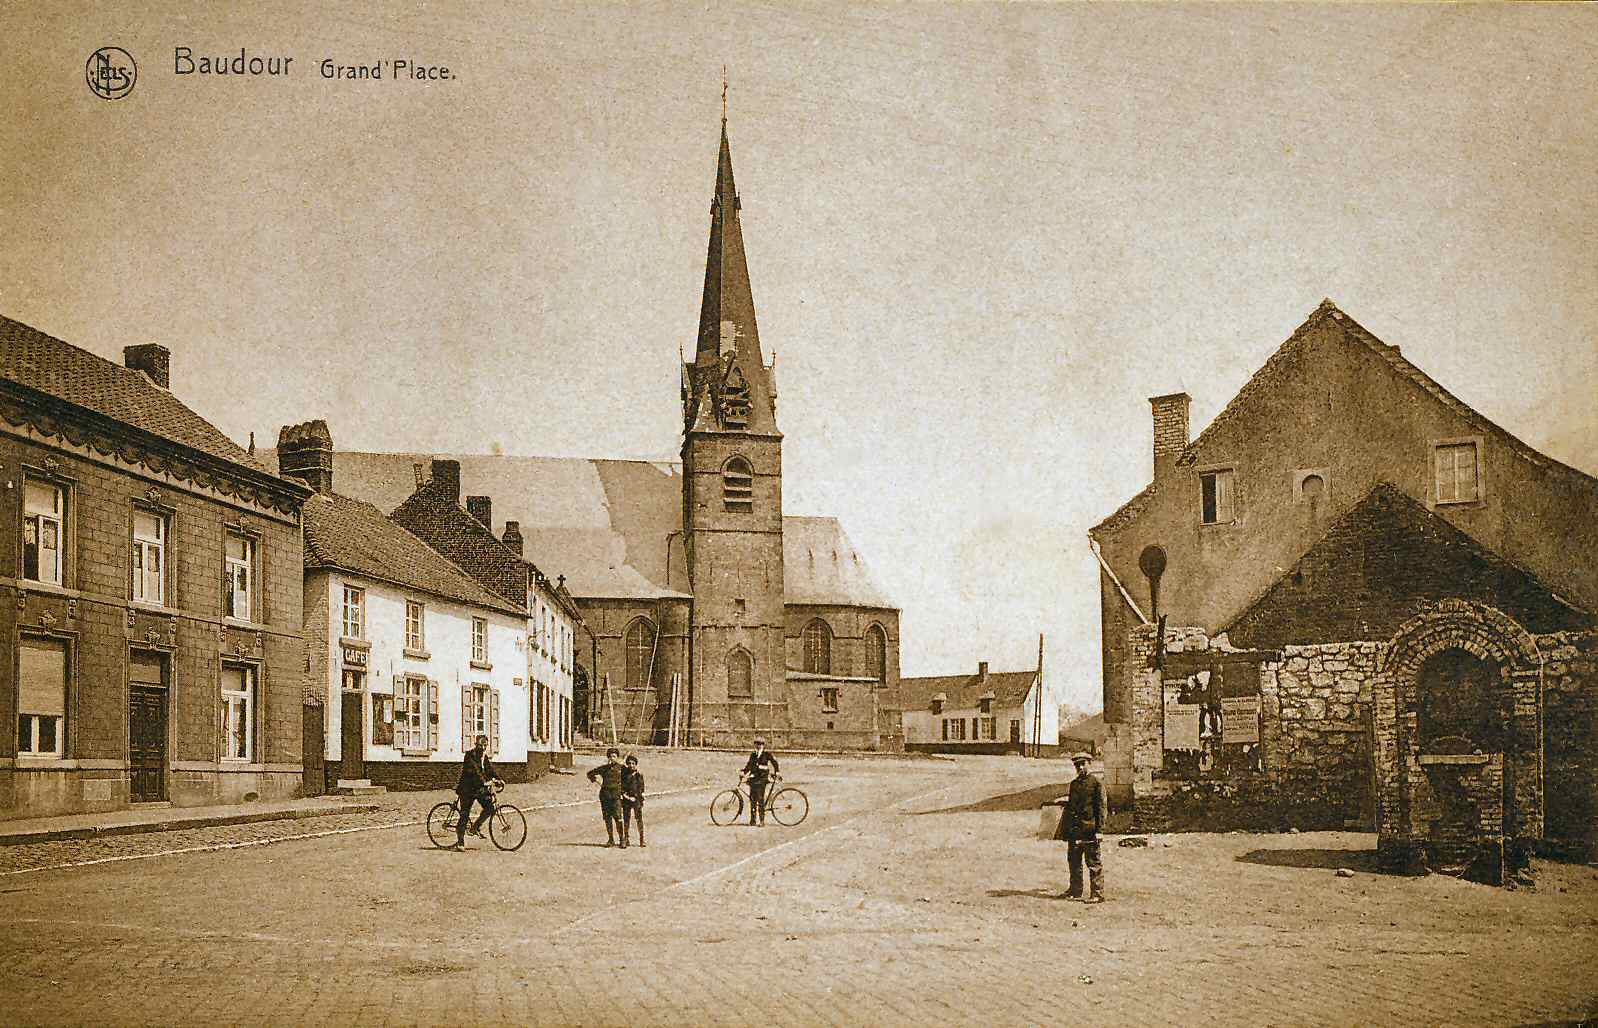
[{"xmin": 86, "ymin": 47, "xmax": 137, "ymax": 100}]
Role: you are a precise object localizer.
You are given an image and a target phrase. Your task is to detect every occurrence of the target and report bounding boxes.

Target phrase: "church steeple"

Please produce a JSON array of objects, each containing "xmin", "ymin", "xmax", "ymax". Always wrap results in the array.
[{"xmin": 686, "ymin": 110, "xmax": 779, "ymax": 437}]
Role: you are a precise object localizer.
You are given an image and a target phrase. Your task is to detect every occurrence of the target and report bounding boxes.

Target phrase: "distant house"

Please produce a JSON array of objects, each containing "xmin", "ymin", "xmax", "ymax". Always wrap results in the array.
[
  {"xmin": 1058, "ymin": 713, "xmax": 1107, "ymax": 755},
  {"xmin": 1087, "ymin": 300, "xmax": 1598, "ymax": 866},
  {"xmin": 1, "ymin": 316, "xmax": 310, "ymax": 819},
  {"xmin": 900, "ymin": 662, "xmax": 1058, "ymax": 756},
  {"xmin": 280, "ymin": 422, "xmax": 533, "ymax": 791}
]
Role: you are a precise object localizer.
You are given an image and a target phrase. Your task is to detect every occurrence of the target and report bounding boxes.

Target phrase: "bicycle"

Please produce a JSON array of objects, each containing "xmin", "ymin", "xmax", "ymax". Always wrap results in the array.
[
  {"xmin": 427, "ymin": 780, "xmax": 528, "ymax": 851},
  {"xmin": 710, "ymin": 773, "xmax": 808, "ymax": 827}
]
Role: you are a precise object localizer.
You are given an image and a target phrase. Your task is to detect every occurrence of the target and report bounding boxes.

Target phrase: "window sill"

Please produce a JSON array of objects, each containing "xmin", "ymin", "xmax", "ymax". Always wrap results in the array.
[
  {"xmin": 470, "ymin": 660, "xmax": 493, "ymax": 671},
  {"xmin": 131, "ymin": 600, "xmax": 180, "ymax": 616},
  {"xmin": 403, "ymin": 648, "xmax": 432, "ymax": 660},
  {"xmin": 13, "ymin": 754, "xmax": 68, "ymax": 765},
  {"xmin": 224, "ymin": 616, "xmax": 267, "ymax": 631},
  {"xmin": 339, "ymin": 637, "xmax": 372, "ymax": 650},
  {"xmin": 400, "ymin": 748, "xmax": 434, "ymax": 758},
  {"xmin": 19, "ymin": 580, "xmax": 79, "ymax": 599},
  {"xmin": 1198, "ymin": 520, "xmax": 1238, "ymax": 529}
]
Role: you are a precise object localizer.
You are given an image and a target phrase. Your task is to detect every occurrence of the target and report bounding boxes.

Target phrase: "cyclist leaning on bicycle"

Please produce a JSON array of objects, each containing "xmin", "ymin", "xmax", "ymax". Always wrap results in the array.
[
  {"xmin": 739, "ymin": 736, "xmax": 780, "ymax": 827},
  {"xmin": 452, "ymin": 734, "xmax": 503, "ymax": 851}
]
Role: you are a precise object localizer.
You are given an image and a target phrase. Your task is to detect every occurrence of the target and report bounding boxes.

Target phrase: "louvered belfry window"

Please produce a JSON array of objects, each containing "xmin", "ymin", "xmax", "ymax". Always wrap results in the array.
[{"xmin": 723, "ymin": 457, "xmax": 753, "ymax": 512}]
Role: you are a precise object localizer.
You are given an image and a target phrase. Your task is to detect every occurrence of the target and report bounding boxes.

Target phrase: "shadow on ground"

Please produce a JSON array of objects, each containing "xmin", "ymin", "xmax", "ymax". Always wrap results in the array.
[
  {"xmin": 1236, "ymin": 847, "xmax": 1384, "ymax": 873},
  {"xmin": 987, "ymin": 888, "xmax": 1073, "ymax": 900},
  {"xmin": 912, "ymin": 784, "xmax": 1070, "ymax": 815}
]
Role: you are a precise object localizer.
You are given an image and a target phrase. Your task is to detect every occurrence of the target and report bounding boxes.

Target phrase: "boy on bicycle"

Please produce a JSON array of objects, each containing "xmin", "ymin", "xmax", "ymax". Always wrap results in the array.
[
  {"xmin": 740, "ymin": 737, "xmax": 780, "ymax": 827},
  {"xmin": 621, "ymin": 754, "xmax": 645, "ymax": 848},
  {"xmin": 453, "ymin": 734, "xmax": 502, "ymax": 851}
]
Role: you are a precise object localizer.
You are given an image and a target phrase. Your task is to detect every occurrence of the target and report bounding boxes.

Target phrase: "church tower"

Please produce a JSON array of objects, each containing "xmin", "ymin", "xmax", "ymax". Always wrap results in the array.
[{"xmin": 681, "ymin": 111, "xmax": 789, "ymax": 744}]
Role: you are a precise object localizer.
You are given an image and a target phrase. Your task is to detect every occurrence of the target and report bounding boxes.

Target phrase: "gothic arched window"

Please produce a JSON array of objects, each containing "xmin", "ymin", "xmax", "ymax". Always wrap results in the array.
[
  {"xmin": 624, "ymin": 618, "xmax": 655, "ymax": 691},
  {"xmin": 866, "ymin": 623, "xmax": 887, "ymax": 682},
  {"xmin": 727, "ymin": 649, "xmax": 753, "ymax": 698},
  {"xmin": 723, "ymin": 456, "xmax": 753, "ymax": 512},
  {"xmin": 802, "ymin": 619, "xmax": 832, "ymax": 675}
]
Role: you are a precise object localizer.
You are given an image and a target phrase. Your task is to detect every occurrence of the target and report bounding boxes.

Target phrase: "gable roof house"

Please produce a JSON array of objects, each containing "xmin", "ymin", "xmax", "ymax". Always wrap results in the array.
[{"xmin": 1087, "ymin": 301, "xmax": 1598, "ymax": 857}]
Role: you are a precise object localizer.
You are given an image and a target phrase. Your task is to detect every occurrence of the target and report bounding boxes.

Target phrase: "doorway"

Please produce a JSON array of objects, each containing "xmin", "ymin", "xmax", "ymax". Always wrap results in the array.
[
  {"xmin": 128, "ymin": 650, "xmax": 168, "ymax": 802},
  {"xmin": 340, "ymin": 690, "xmax": 364, "ymax": 780}
]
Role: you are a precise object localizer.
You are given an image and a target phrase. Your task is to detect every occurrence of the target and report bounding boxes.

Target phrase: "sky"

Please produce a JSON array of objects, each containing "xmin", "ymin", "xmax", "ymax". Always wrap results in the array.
[{"xmin": 3, "ymin": 2, "xmax": 1595, "ymax": 711}]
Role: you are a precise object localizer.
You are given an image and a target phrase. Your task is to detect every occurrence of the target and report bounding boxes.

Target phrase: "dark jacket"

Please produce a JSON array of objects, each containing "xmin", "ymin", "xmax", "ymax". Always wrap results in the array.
[
  {"xmin": 1062, "ymin": 772, "xmax": 1108, "ymax": 840},
  {"xmin": 742, "ymin": 749, "xmax": 780, "ymax": 782},
  {"xmin": 587, "ymin": 761, "xmax": 626, "ymax": 795},
  {"xmin": 622, "ymin": 768, "xmax": 645, "ymax": 805},
  {"xmin": 456, "ymin": 749, "xmax": 497, "ymax": 797}
]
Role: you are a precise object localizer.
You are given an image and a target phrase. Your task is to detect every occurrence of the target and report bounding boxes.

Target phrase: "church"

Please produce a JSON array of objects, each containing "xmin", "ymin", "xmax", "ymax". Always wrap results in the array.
[{"xmin": 315, "ymin": 116, "xmax": 904, "ymax": 751}]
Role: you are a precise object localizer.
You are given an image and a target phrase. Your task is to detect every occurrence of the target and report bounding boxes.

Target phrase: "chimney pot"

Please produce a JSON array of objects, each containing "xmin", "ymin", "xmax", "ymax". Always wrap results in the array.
[
  {"xmin": 430, "ymin": 459, "xmax": 461, "ymax": 501},
  {"xmin": 502, "ymin": 520, "xmax": 523, "ymax": 555},
  {"xmin": 275, "ymin": 420, "xmax": 334, "ymax": 494},
  {"xmin": 1149, "ymin": 392, "xmax": 1192, "ymax": 478},
  {"xmin": 123, "ymin": 344, "xmax": 171, "ymax": 389},
  {"xmin": 466, "ymin": 495, "xmax": 493, "ymax": 530}
]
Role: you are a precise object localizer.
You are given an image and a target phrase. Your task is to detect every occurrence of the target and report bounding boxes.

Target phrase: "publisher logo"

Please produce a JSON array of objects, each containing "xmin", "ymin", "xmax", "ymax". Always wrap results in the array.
[{"xmin": 86, "ymin": 47, "xmax": 137, "ymax": 100}]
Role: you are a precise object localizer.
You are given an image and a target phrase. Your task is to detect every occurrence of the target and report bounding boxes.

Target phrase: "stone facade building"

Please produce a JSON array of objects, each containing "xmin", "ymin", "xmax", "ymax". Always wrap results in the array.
[
  {"xmin": 1, "ymin": 316, "xmax": 309, "ymax": 819},
  {"xmin": 1089, "ymin": 301, "xmax": 1598, "ymax": 869},
  {"xmin": 299, "ymin": 117, "xmax": 903, "ymax": 751}
]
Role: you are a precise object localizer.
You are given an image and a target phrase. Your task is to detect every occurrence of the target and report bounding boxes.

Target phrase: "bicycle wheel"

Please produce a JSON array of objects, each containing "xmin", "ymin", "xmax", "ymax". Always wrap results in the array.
[
  {"xmin": 710, "ymin": 788, "xmax": 744, "ymax": 826},
  {"xmin": 489, "ymin": 804, "xmax": 528, "ymax": 852},
  {"xmin": 768, "ymin": 787, "xmax": 808, "ymax": 827},
  {"xmin": 426, "ymin": 802, "xmax": 459, "ymax": 848}
]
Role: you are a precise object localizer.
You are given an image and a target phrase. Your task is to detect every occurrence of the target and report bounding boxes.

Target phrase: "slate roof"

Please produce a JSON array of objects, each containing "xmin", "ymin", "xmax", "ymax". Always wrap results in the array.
[
  {"xmin": 898, "ymin": 668, "xmax": 1038, "ymax": 712},
  {"xmin": 262, "ymin": 450, "xmax": 895, "ymax": 609},
  {"xmin": 301, "ymin": 492, "xmax": 523, "ymax": 616},
  {"xmin": 0, "ymin": 314, "xmax": 269, "ymax": 473},
  {"xmin": 1090, "ymin": 299, "xmax": 1598, "ymax": 536}
]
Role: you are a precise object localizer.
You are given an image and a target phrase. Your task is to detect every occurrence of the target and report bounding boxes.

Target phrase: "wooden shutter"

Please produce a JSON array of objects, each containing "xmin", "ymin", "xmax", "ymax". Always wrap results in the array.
[
  {"xmin": 460, "ymin": 684, "xmax": 472, "ymax": 753},
  {"xmin": 427, "ymin": 680, "xmax": 440, "ymax": 750},
  {"xmin": 489, "ymin": 689, "xmax": 501, "ymax": 757}
]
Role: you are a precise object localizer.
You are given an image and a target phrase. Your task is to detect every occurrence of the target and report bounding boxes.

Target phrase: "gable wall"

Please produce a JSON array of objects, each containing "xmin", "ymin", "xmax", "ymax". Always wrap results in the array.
[{"xmin": 1097, "ymin": 314, "xmax": 1598, "ymax": 723}]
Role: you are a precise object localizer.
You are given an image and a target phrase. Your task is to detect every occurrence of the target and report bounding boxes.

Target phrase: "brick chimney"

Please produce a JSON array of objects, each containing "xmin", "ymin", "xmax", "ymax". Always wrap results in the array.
[
  {"xmin": 123, "ymin": 344, "xmax": 171, "ymax": 389},
  {"xmin": 1149, "ymin": 392, "xmax": 1191, "ymax": 478},
  {"xmin": 430, "ymin": 459, "xmax": 460, "ymax": 501},
  {"xmin": 502, "ymin": 521, "xmax": 523, "ymax": 555},
  {"xmin": 978, "ymin": 661, "xmax": 989, "ymax": 681},
  {"xmin": 276, "ymin": 420, "xmax": 333, "ymax": 493},
  {"xmin": 466, "ymin": 495, "xmax": 492, "ymax": 530}
]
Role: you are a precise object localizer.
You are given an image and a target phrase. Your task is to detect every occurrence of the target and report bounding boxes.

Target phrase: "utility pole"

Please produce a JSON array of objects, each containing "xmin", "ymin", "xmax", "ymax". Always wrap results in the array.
[{"xmin": 1034, "ymin": 633, "xmax": 1045, "ymax": 758}]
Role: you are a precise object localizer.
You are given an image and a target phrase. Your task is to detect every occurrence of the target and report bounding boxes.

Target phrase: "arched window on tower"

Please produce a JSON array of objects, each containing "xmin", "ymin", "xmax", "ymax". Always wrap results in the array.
[
  {"xmin": 624, "ymin": 618, "xmax": 656, "ymax": 691},
  {"xmin": 723, "ymin": 456, "xmax": 753, "ymax": 512},
  {"xmin": 866, "ymin": 624, "xmax": 887, "ymax": 683},
  {"xmin": 802, "ymin": 619, "xmax": 832, "ymax": 675},
  {"xmin": 727, "ymin": 649, "xmax": 753, "ymax": 699}
]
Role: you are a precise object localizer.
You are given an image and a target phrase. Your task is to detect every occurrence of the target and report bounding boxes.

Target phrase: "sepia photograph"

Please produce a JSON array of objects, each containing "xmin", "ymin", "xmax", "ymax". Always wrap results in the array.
[{"xmin": 1, "ymin": 2, "xmax": 1596, "ymax": 1025}]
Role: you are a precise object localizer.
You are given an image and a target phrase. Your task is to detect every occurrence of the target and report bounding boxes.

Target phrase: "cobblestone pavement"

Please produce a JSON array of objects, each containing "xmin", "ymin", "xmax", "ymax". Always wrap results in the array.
[{"xmin": 2, "ymin": 754, "xmax": 1596, "ymax": 1027}]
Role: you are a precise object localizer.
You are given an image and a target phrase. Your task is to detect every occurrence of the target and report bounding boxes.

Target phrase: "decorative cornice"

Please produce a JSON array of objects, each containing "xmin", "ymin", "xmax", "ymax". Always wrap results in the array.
[{"xmin": 0, "ymin": 381, "xmax": 309, "ymax": 518}]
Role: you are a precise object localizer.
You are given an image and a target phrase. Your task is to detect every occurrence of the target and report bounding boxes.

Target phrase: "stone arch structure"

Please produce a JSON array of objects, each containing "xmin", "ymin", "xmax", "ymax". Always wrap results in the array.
[{"xmin": 1373, "ymin": 600, "xmax": 1545, "ymax": 884}]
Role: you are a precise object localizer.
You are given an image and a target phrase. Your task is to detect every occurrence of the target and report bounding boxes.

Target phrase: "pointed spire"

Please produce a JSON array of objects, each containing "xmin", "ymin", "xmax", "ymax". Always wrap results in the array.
[{"xmin": 688, "ymin": 94, "xmax": 779, "ymax": 436}]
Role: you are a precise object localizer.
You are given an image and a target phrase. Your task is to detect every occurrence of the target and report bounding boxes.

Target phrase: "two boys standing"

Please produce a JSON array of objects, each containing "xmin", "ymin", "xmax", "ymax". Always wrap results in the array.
[{"xmin": 586, "ymin": 748, "xmax": 645, "ymax": 847}]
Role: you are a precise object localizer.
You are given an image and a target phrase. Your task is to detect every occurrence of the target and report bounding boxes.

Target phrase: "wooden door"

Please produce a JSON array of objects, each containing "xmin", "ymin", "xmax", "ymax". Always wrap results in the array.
[
  {"xmin": 302, "ymin": 702, "xmax": 326, "ymax": 796},
  {"xmin": 128, "ymin": 685, "xmax": 167, "ymax": 802},
  {"xmin": 341, "ymin": 690, "xmax": 364, "ymax": 779}
]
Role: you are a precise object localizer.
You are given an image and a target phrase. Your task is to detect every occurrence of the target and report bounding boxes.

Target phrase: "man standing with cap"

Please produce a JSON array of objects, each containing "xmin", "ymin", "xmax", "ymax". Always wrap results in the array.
[
  {"xmin": 740, "ymin": 737, "xmax": 780, "ymax": 827},
  {"xmin": 1063, "ymin": 752, "xmax": 1107, "ymax": 902}
]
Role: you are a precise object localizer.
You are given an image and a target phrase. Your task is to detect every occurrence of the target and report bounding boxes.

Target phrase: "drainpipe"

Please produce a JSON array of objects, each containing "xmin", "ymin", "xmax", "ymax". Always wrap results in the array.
[{"xmin": 1090, "ymin": 539, "xmax": 1150, "ymax": 625}]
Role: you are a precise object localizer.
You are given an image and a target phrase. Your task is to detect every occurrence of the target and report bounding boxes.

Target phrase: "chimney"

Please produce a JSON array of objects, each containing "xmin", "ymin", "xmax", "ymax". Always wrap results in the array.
[
  {"xmin": 978, "ymin": 661, "xmax": 989, "ymax": 681},
  {"xmin": 502, "ymin": 520, "xmax": 523, "ymax": 555},
  {"xmin": 466, "ymin": 495, "xmax": 492, "ymax": 530},
  {"xmin": 123, "ymin": 344, "xmax": 171, "ymax": 389},
  {"xmin": 1149, "ymin": 392, "xmax": 1191, "ymax": 478},
  {"xmin": 413, "ymin": 462, "xmax": 426, "ymax": 488},
  {"xmin": 430, "ymin": 459, "xmax": 460, "ymax": 501},
  {"xmin": 276, "ymin": 420, "xmax": 334, "ymax": 494}
]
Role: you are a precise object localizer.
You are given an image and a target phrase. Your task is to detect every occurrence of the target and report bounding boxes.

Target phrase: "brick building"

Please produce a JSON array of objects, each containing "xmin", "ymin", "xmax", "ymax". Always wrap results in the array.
[
  {"xmin": 900, "ymin": 661, "xmax": 1057, "ymax": 757},
  {"xmin": 295, "ymin": 115, "xmax": 902, "ymax": 751},
  {"xmin": 1, "ymin": 316, "xmax": 309, "ymax": 819},
  {"xmin": 1088, "ymin": 301, "xmax": 1598, "ymax": 868}
]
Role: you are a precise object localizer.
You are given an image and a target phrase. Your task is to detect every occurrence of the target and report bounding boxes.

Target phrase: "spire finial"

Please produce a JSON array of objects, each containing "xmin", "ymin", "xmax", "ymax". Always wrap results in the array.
[{"xmin": 721, "ymin": 65, "xmax": 728, "ymax": 127}]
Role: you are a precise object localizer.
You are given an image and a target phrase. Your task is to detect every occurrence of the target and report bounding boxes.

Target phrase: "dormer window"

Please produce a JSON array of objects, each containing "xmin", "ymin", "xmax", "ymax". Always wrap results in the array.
[{"xmin": 723, "ymin": 457, "xmax": 753, "ymax": 512}]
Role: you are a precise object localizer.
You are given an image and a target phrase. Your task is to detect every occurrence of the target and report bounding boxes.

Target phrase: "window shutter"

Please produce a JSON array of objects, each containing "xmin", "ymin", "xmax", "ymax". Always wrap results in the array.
[
  {"xmin": 461, "ymin": 685, "xmax": 472, "ymax": 754},
  {"xmin": 427, "ymin": 680, "xmax": 440, "ymax": 750},
  {"xmin": 490, "ymin": 689, "xmax": 501, "ymax": 757}
]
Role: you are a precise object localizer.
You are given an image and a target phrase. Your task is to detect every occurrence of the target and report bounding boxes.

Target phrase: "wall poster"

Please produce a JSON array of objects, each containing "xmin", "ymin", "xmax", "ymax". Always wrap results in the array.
[{"xmin": 1160, "ymin": 652, "xmax": 1265, "ymax": 776}]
